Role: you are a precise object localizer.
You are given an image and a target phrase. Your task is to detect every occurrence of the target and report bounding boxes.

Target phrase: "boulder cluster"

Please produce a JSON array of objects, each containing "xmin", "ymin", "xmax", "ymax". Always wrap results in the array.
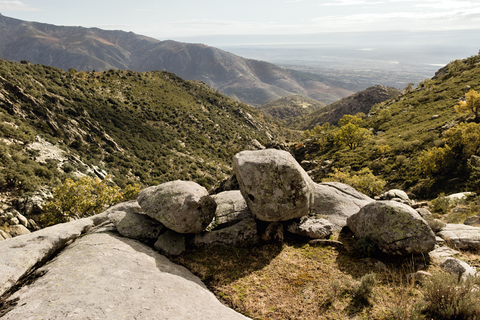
[{"xmin": 102, "ymin": 149, "xmax": 442, "ymax": 257}]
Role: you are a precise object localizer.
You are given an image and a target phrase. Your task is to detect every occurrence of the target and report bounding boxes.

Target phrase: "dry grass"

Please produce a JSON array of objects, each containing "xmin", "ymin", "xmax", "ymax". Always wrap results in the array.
[{"xmin": 172, "ymin": 231, "xmax": 468, "ymax": 320}]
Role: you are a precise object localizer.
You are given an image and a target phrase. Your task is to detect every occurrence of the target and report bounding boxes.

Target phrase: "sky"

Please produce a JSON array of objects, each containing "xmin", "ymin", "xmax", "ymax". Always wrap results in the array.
[{"xmin": 0, "ymin": 0, "xmax": 479, "ymax": 41}]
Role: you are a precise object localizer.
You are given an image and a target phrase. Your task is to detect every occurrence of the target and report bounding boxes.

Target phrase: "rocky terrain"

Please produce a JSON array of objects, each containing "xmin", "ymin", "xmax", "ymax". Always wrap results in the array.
[
  {"xmin": 258, "ymin": 95, "xmax": 326, "ymax": 123},
  {"xmin": 0, "ymin": 13, "xmax": 353, "ymax": 106},
  {"xmin": 1, "ymin": 149, "xmax": 479, "ymax": 319}
]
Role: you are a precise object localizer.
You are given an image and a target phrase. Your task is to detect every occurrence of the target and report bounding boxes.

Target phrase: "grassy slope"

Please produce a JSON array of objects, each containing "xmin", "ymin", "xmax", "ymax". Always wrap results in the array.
[
  {"xmin": 293, "ymin": 55, "xmax": 480, "ymax": 198},
  {"xmin": 0, "ymin": 59, "xmax": 284, "ymax": 194}
]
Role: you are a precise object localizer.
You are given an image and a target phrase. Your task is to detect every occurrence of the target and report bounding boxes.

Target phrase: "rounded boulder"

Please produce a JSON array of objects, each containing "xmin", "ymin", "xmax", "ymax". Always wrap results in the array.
[
  {"xmin": 347, "ymin": 201, "xmax": 436, "ymax": 255},
  {"xmin": 138, "ymin": 180, "xmax": 216, "ymax": 234}
]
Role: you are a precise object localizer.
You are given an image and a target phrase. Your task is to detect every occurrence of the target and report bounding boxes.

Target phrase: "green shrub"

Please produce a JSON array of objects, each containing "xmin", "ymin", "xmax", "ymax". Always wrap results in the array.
[
  {"xmin": 431, "ymin": 193, "xmax": 451, "ymax": 214},
  {"xmin": 415, "ymin": 272, "xmax": 480, "ymax": 319},
  {"xmin": 323, "ymin": 167, "xmax": 386, "ymax": 197},
  {"xmin": 350, "ymin": 273, "xmax": 377, "ymax": 306}
]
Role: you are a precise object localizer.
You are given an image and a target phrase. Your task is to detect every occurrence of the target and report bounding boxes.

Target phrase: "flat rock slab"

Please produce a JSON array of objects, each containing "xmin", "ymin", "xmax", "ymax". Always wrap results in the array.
[
  {"xmin": 0, "ymin": 216, "xmax": 105, "ymax": 297},
  {"xmin": 1, "ymin": 231, "xmax": 249, "ymax": 320},
  {"xmin": 437, "ymin": 224, "xmax": 480, "ymax": 250},
  {"xmin": 429, "ymin": 246, "xmax": 460, "ymax": 262}
]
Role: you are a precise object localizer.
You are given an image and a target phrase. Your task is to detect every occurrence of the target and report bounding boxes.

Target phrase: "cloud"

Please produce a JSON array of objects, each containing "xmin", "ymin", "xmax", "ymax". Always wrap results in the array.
[
  {"xmin": 415, "ymin": 0, "xmax": 479, "ymax": 9},
  {"xmin": 285, "ymin": 0, "xmax": 302, "ymax": 2},
  {"xmin": 0, "ymin": 1, "xmax": 40, "ymax": 11},
  {"xmin": 319, "ymin": 0, "xmax": 385, "ymax": 6}
]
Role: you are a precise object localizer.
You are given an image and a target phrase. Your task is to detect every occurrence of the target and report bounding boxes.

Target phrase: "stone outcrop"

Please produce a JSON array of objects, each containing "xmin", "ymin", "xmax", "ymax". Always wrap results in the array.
[
  {"xmin": 194, "ymin": 218, "xmax": 259, "ymax": 247},
  {"xmin": 0, "ymin": 214, "xmax": 108, "ymax": 297},
  {"xmin": 311, "ymin": 182, "xmax": 374, "ymax": 229},
  {"xmin": 0, "ymin": 230, "xmax": 249, "ymax": 320},
  {"xmin": 377, "ymin": 189, "xmax": 411, "ymax": 205},
  {"xmin": 440, "ymin": 258, "xmax": 477, "ymax": 281},
  {"xmin": 347, "ymin": 201, "xmax": 436, "ymax": 255},
  {"xmin": 437, "ymin": 224, "xmax": 480, "ymax": 250},
  {"xmin": 138, "ymin": 180, "xmax": 217, "ymax": 234},
  {"xmin": 154, "ymin": 230, "xmax": 186, "ymax": 256},
  {"xmin": 233, "ymin": 149, "xmax": 315, "ymax": 221}
]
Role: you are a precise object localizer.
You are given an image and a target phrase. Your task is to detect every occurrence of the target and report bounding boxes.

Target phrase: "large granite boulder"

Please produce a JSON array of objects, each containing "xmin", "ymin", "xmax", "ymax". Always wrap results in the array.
[
  {"xmin": 233, "ymin": 149, "xmax": 315, "ymax": 221},
  {"xmin": 347, "ymin": 201, "xmax": 436, "ymax": 255},
  {"xmin": 138, "ymin": 180, "xmax": 217, "ymax": 234},
  {"xmin": 154, "ymin": 230, "xmax": 186, "ymax": 256},
  {"xmin": 437, "ymin": 224, "xmax": 480, "ymax": 250},
  {"xmin": 107, "ymin": 201, "xmax": 163, "ymax": 243},
  {"xmin": 311, "ymin": 182, "xmax": 374, "ymax": 229},
  {"xmin": 210, "ymin": 190, "xmax": 252, "ymax": 229},
  {"xmin": 0, "ymin": 230, "xmax": 249, "ymax": 320}
]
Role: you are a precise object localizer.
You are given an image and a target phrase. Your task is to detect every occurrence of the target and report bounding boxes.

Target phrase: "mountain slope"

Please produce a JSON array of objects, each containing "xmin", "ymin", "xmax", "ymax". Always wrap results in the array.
[
  {"xmin": 289, "ymin": 85, "xmax": 402, "ymax": 129},
  {"xmin": 293, "ymin": 53, "xmax": 480, "ymax": 197},
  {"xmin": 258, "ymin": 95, "xmax": 326, "ymax": 122},
  {"xmin": 0, "ymin": 14, "xmax": 353, "ymax": 106},
  {"xmin": 0, "ymin": 59, "xmax": 282, "ymax": 195}
]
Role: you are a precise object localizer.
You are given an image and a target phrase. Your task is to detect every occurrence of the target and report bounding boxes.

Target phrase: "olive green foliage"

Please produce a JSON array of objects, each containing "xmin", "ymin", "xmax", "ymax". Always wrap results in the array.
[
  {"xmin": 416, "ymin": 272, "xmax": 480, "ymax": 319},
  {"xmin": 41, "ymin": 176, "xmax": 140, "ymax": 226},
  {"xmin": 323, "ymin": 167, "xmax": 386, "ymax": 197},
  {"xmin": 294, "ymin": 53, "xmax": 480, "ymax": 197},
  {"xmin": 455, "ymin": 89, "xmax": 480, "ymax": 120},
  {"xmin": 0, "ymin": 59, "xmax": 278, "ymax": 195}
]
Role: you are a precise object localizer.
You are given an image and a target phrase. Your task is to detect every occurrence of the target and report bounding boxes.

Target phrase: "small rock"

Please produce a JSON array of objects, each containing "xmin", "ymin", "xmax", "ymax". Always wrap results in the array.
[
  {"xmin": 440, "ymin": 258, "xmax": 477, "ymax": 281},
  {"xmin": 8, "ymin": 217, "xmax": 19, "ymax": 226},
  {"xmin": 194, "ymin": 218, "xmax": 259, "ymax": 247},
  {"xmin": 429, "ymin": 246, "xmax": 460, "ymax": 262},
  {"xmin": 209, "ymin": 190, "xmax": 252, "ymax": 229},
  {"xmin": 154, "ymin": 230, "xmax": 186, "ymax": 256},
  {"xmin": 28, "ymin": 219, "xmax": 40, "ymax": 231},
  {"xmin": 16, "ymin": 213, "xmax": 29, "ymax": 228},
  {"xmin": 0, "ymin": 229, "xmax": 11, "ymax": 240},
  {"xmin": 8, "ymin": 225, "xmax": 31, "ymax": 237},
  {"xmin": 287, "ymin": 217, "xmax": 333, "ymax": 239},
  {"xmin": 430, "ymin": 115, "xmax": 440, "ymax": 120},
  {"xmin": 415, "ymin": 207, "xmax": 432, "ymax": 218},
  {"xmin": 407, "ymin": 271, "xmax": 433, "ymax": 283},
  {"xmin": 464, "ymin": 214, "xmax": 480, "ymax": 226}
]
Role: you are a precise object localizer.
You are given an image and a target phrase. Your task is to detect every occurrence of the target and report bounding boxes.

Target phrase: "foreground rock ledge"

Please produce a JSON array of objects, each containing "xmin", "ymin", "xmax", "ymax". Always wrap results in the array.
[{"xmin": 1, "ymin": 230, "xmax": 250, "ymax": 320}]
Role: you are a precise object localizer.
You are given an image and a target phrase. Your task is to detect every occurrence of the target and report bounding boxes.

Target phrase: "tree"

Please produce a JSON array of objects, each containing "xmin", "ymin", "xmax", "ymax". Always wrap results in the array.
[
  {"xmin": 455, "ymin": 89, "xmax": 480, "ymax": 121},
  {"xmin": 334, "ymin": 123, "xmax": 372, "ymax": 149}
]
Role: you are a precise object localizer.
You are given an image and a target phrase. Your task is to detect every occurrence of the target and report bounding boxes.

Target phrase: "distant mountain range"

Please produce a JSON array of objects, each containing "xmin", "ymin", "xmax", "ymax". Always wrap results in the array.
[{"xmin": 0, "ymin": 13, "xmax": 353, "ymax": 106}]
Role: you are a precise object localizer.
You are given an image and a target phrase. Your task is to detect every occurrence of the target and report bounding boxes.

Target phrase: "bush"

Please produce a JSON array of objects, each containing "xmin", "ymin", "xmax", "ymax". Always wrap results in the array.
[
  {"xmin": 322, "ymin": 167, "xmax": 386, "ymax": 197},
  {"xmin": 415, "ymin": 272, "xmax": 480, "ymax": 319},
  {"xmin": 350, "ymin": 273, "xmax": 377, "ymax": 306},
  {"xmin": 41, "ymin": 175, "xmax": 139, "ymax": 226},
  {"xmin": 431, "ymin": 193, "xmax": 451, "ymax": 214}
]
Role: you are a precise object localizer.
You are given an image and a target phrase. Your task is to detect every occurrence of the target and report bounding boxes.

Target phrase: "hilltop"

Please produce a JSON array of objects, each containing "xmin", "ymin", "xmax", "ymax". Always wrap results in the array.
[
  {"xmin": 257, "ymin": 95, "xmax": 326, "ymax": 122},
  {"xmin": 0, "ymin": 59, "xmax": 285, "ymax": 196},
  {"xmin": 0, "ymin": 14, "xmax": 353, "ymax": 106},
  {"xmin": 289, "ymin": 85, "xmax": 402, "ymax": 130}
]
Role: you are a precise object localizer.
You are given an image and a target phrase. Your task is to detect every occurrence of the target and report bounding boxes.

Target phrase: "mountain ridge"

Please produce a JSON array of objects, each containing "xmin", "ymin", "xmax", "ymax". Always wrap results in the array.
[{"xmin": 0, "ymin": 14, "xmax": 353, "ymax": 106}]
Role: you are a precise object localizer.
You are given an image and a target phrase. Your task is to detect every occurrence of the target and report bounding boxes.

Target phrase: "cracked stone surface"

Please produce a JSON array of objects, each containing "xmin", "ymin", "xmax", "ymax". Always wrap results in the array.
[{"xmin": 1, "ymin": 230, "xmax": 250, "ymax": 320}]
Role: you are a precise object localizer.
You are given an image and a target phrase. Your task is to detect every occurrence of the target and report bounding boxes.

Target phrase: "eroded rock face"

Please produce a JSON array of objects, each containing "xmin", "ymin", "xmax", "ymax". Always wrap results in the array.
[
  {"xmin": 311, "ymin": 182, "xmax": 374, "ymax": 229},
  {"xmin": 347, "ymin": 201, "xmax": 436, "ymax": 255},
  {"xmin": 107, "ymin": 201, "xmax": 163, "ymax": 243},
  {"xmin": 138, "ymin": 180, "xmax": 217, "ymax": 234},
  {"xmin": 1, "ymin": 231, "xmax": 249, "ymax": 320},
  {"xmin": 233, "ymin": 149, "xmax": 315, "ymax": 221}
]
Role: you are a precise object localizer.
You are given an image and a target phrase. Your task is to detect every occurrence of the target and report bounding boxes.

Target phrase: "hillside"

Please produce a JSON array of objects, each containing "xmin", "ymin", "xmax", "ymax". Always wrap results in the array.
[
  {"xmin": 293, "ymin": 53, "xmax": 480, "ymax": 198},
  {"xmin": 257, "ymin": 95, "xmax": 326, "ymax": 122},
  {"xmin": 0, "ymin": 14, "xmax": 353, "ymax": 107},
  {"xmin": 0, "ymin": 59, "xmax": 284, "ymax": 196},
  {"xmin": 289, "ymin": 85, "xmax": 402, "ymax": 129}
]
